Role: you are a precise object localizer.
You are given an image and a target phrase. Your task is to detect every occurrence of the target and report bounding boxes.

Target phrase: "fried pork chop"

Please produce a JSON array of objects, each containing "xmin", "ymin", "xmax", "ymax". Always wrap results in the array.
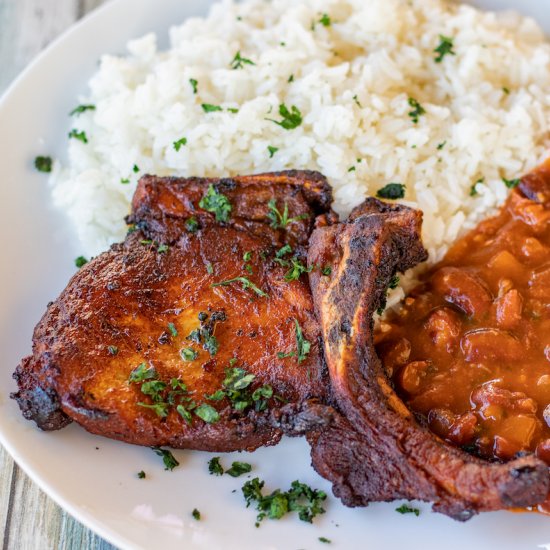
[
  {"xmin": 13, "ymin": 171, "xmax": 336, "ymax": 452},
  {"xmin": 306, "ymin": 198, "xmax": 549, "ymax": 520},
  {"xmin": 13, "ymin": 168, "xmax": 549, "ymax": 519}
]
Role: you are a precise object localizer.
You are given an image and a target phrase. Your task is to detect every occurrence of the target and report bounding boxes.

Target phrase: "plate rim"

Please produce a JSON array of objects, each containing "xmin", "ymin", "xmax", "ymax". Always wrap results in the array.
[{"xmin": 2, "ymin": 1, "xmax": 550, "ymax": 549}]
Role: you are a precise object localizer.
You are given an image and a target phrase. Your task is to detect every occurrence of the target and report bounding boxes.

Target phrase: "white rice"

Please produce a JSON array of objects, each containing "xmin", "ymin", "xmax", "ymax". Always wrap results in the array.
[{"xmin": 51, "ymin": 0, "xmax": 550, "ymax": 305}]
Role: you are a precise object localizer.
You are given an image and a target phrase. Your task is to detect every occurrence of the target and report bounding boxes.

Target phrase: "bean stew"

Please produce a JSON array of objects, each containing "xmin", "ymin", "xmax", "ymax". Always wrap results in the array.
[{"xmin": 376, "ymin": 161, "xmax": 550, "ymax": 512}]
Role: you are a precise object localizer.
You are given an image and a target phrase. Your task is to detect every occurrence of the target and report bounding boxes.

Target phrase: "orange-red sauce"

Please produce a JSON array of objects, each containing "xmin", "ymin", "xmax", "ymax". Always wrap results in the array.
[{"xmin": 376, "ymin": 186, "xmax": 550, "ymax": 512}]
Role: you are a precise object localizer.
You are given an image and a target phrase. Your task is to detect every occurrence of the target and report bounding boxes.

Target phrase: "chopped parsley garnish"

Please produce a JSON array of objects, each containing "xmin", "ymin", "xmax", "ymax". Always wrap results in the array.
[
  {"xmin": 202, "ymin": 103, "xmax": 223, "ymax": 113},
  {"xmin": 137, "ymin": 471, "xmax": 146, "ymax": 479},
  {"xmin": 107, "ymin": 345, "xmax": 119, "ymax": 356},
  {"xmin": 503, "ymin": 177, "xmax": 520, "ymax": 189},
  {"xmin": 252, "ymin": 385, "xmax": 274, "ymax": 405},
  {"xmin": 267, "ymin": 199, "xmax": 308, "ymax": 229},
  {"xmin": 181, "ymin": 348, "xmax": 198, "ymax": 361},
  {"xmin": 75, "ymin": 256, "xmax": 88, "ymax": 268},
  {"xmin": 206, "ymin": 367, "xmax": 273, "ymax": 413},
  {"xmin": 130, "ymin": 368, "xmax": 214, "ymax": 424},
  {"xmin": 129, "ymin": 363, "xmax": 157, "ymax": 383},
  {"xmin": 288, "ymin": 74, "xmax": 294, "ymax": 83},
  {"xmin": 70, "ymin": 104, "xmax": 95, "ymax": 116},
  {"xmin": 187, "ymin": 329, "xmax": 202, "ymax": 344},
  {"xmin": 470, "ymin": 177, "xmax": 484, "ymax": 197},
  {"xmin": 203, "ymin": 332, "xmax": 219, "ymax": 356},
  {"xmin": 212, "ymin": 277, "xmax": 268, "ymax": 297},
  {"xmin": 133, "ymin": 164, "xmax": 139, "ymax": 173},
  {"xmin": 34, "ymin": 156, "xmax": 53, "ymax": 173},
  {"xmin": 140, "ymin": 380, "xmax": 168, "ymax": 399},
  {"xmin": 175, "ymin": 404, "xmax": 192, "ymax": 424},
  {"xmin": 176, "ymin": 402, "xmax": 195, "ymax": 424},
  {"xmin": 68, "ymin": 129, "xmax": 88, "ymax": 143},
  {"xmin": 376, "ymin": 183, "xmax": 405, "ymax": 200},
  {"xmin": 377, "ymin": 274, "xmax": 401, "ymax": 316},
  {"xmin": 137, "ymin": 401, "xmax": 170, "ymax": 418},
  {"xmin": 140, "ymin": 240, "xmax": 169, "ymax": 254},
  {"xmin": 294, "ymin": 319, "xmax": 311, "ymax": 363},
  {"xmin": 243, "ymin": 251, "xmax": 252, "ymax": 262},
  {"xmin": 231, "ymin": 51, "xmax": 256, "ymax": 70},
  {"xmin": 267, "ymin": 145, "xmax": 279, "ymax": 158},
  {"xmin": 321, "ymin": 266, "xmax": 332, "ymax": 276},
  {"xmin": 279, "ymin": 319, "xmax": 311, "ymax": 363},
  {"xmin": 434, "ymin": 35, "xmax": 456, "ymax": 63},
  {"xmin": 189, "ymin": 78, "xmax": 198, "ymax": 94},
  {"xmin": 199, "ymin": 185, "xmax": 232, "ymax": 222},
  {"xmin": 318, "ymin": 13, "xmax": 331, "ymax": 26},
  {"xmin": 227, "ymin": 107, "xmax": 239, "ymax": 113},
  {"xmin": 267, "ymin": 104, "xmax": 303, "ymax": 130},
  {"xmin": 152, "ymin": 447, "xmax": 180, "ymax": 471},
  {"xmin": 194, "ymin": 403, "xmax": 220, "ymax": 424},
  {"xmin": 284, "ymin": 258, "xmax": 312, "ymax": 282},
  {"xmin": 192, "ymin": 508, "xmax": 201, "ymax": 520},
  {"xmin": 407, "ymin": 98, "xmax": 425, "ymax": 124},
  {"xmin": 185, "ymin": 216, "xmax": 199, "ymax": 233},
  {"xmin": 353, "ymin": 94, "xmax": 362, "ymax": 108},
  {"xmin": 389, "ymin": 275, "xmax": 400, "ymax": 290},
  {"xmin": 173, "ymin": 137, "xmax": 187, "ymax": 151},
  {"xmin": 120, "ymin": 178, "xmax": 130, "ymax": 184},
  {"xmin": 185, "ymin": 312, "xmax": 224, "ymax": 357},
  {"xmin": 502, "ymin": 86, "xmax": 510, "ymax": 95},
  {"xmin": 275, "ymin": 244, "xmax": 292, "ymax": 261},
  {"xmin": 242, "ymin": 478, "xmax": 327, "ymax": 526},
  {"xmin": 226, "ymin": 461, "xmax": 253, "ymax": 478},
  {"xmin": 224, "ymin": 368, "xmax": 256, "ymax": 391},
  {"xmin": 207, "ymin": 390, "xmax": 226, "ymax": 401},
  {"xmin": 208, "ymin": 457, "xmax": 224, "ymax": 476},
  {"xmin": 437, "ymin": 141, "xmax": 446, "ymax": 150},
  {"xmin": 319, "ymin": 538, "xmax": 331, "ymax": 544},
  {"xmin": 395, "ymin": 504, "xmax": 420, "ymax": 516},
  {"xmin": 167, "ymin": 323, "xmax": 178, "ymax": 337}
]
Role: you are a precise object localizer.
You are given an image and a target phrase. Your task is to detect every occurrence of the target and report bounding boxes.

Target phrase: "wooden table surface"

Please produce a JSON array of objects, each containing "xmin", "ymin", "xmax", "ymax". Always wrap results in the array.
[{"xmin": 0, "ymin": 4, "xmax": 117, "ymax": 548}]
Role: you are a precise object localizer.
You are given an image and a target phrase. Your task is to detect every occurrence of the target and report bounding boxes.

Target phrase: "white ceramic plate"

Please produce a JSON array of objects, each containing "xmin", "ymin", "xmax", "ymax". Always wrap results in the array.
[{"xmin": 2, "ymin": 0, "xmax": 550, "ymax": 548}]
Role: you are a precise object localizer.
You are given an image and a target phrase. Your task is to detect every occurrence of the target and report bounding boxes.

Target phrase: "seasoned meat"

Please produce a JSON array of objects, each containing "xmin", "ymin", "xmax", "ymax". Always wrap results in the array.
[
  {"xmin": 12, "ymin": 171, "xmax": 336, "ymax": 452},
  {"xmin": 128, "ymin": 171, "xmax": 336, "ymax": 252},
  {"xmin": 306, "ymin": 198, "xmax": 549, "ymax": 520}
]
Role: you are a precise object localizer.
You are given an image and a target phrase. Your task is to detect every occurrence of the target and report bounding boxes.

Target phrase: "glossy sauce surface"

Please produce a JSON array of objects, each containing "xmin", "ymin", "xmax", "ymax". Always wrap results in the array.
[{"xmin": 376, "ymin": 185, "xmax": 550, "ymax": 509}]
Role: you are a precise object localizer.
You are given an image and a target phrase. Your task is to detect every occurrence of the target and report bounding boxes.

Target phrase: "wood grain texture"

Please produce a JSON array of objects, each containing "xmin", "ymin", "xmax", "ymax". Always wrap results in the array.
[{"xmin": 0, "ymin": 2, "xmax": 117, "ymax": 547}]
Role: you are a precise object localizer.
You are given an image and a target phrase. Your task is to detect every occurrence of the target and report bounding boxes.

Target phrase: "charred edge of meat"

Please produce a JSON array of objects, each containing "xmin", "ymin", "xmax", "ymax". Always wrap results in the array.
[
  {"xmin": 12, "ymin": 359, "xmax": 72, "ymax": 431},
  {"xmin": 307, "ymin": 197, "xmax": 549, "ymax": 520},
  {"xmin": 265, "ymin": 399, "xmax": 336, "ymax": 436},
  {"xmin": 348, "ymin": 196, "xmax": 416, "ymax": 221}
]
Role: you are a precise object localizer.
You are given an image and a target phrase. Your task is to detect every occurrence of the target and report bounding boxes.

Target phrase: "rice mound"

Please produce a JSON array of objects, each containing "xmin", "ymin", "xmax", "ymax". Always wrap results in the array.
[{"xmin": 51, "ymin": 0, "xmax": 550, "ymax": 303}]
